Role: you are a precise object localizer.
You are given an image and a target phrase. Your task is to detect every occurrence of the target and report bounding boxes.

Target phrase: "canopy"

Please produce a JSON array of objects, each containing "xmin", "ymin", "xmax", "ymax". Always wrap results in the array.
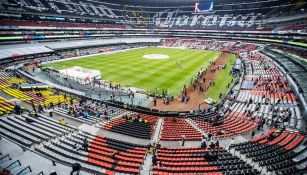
[{"xmin": 59, "ymin": 66, "xmax": 101, "ymax": 84}]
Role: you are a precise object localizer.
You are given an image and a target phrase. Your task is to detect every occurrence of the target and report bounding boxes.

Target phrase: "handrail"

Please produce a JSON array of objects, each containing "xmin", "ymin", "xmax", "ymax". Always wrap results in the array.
[
  {"xmin": 37, "ymin": 171, "xmax": 44, "ymax": 175},
  {"xmin": 0, "ymin": 134, "xmax": 100, "ymax": 175},
  {"xmin": 17, "ymin": 166, "xmax": 32, "ymax": 175},
  {"xmin": 0, "ymin": 154, "xmax": 11, "ymax": 161},
  {"xmin": 5, "ymin": 160, "xmax": 21, "ymax": 169}
]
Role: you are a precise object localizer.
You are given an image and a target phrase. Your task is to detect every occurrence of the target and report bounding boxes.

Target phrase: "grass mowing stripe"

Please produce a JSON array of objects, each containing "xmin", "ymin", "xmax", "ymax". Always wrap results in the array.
[
  {"xmin": 166, "ymin": 52, "xmax": 219, "ymax": 95},
  {"xmin": 204, "ymin": 53, "xmax": 236, "ymax": 101},
  {"xmin": 126, "ymin": 50, "xmax": 206, "ymax": 86},
  {"xmin": 127, "ymin": 50, "xmax": 209, "ymax": 91},
  {"xmin": 45, "ymin": 47, "xmax": 221, "ymax": 96}
]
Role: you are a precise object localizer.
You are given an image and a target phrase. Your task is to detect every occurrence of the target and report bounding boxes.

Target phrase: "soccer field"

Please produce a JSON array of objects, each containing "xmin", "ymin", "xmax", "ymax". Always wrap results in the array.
[{"xmin": 45, "ymin": 47, "xmax": 220, "ymax": 96}]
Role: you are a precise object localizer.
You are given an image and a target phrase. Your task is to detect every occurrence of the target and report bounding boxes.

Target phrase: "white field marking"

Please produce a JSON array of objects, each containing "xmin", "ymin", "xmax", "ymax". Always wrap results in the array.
[
  {"xmin": 124, "ymin": 50, "xmax": 204, "ymax": 86},
  {"xmin": 102, "ymin": 49, "xmax": 181, "ymax": 81},
  {"xmin": 143, "ymin": 54, "xmax": 169, "ymax": 60}
]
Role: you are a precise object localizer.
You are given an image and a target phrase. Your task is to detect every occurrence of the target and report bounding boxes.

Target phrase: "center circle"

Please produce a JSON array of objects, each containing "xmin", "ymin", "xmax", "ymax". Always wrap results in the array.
[{"xmin": 143, "ymin": 54, "xmax": 169, "ymax": 60}]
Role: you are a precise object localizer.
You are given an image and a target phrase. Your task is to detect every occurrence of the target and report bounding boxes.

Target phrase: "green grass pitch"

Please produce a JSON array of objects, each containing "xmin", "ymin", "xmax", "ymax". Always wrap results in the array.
[
  {"xmin": 204, "ymin": 54, "xmax": 236, "ymax": 101},
  {"xmin": 45, "ymin": 47, "xmax": 220, "ymax": 96}
]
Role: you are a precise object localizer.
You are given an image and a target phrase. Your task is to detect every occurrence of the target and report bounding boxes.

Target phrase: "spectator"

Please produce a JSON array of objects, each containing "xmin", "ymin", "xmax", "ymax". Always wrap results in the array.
[
  {"xmin": 229, "ymin": 138, "xmax": 234, "ymax": 149},
  {"xmin": 149, "ymin": 145, "xmax": 154, "ymax": 155},
  {"xmin": 50, "ymin": 102, "xmax": 54, "ymax": 109},
  {"xmin": 215, "ymin": 140, "xmax": 219, "ymax": 147},
  {"xmin": 38, "ymin": 104, "xmax": 44, "ymax": 113},
  {"xmin": 152, "ymin": 153, "xmax": 157, "ymax": 165},
  {"xmin": 207, "ymin": 132, "xmax": 212, "ymax": 141},
  {"xmin": 25, "ymin": 117, "xmax": 35, "ymax": 123},
  {"xmin": 181, "ymin": 135, "xmax": 186, "ymax": 147},
  {"xmin": 70, "ymin": 163, "xmax": 81, "ymax": 175},
  {"xmin": 157, "ymin": 161, "xmax": 163, "ymax": 168},
  {"xmin": 82, "ymin": 140, "xmax": 89, "ymax": 151},
  {"xmin": 73, "ymin": 143, "xmax": 81, "ymax": 151},
  {"xmin": 59, "ymin": 118, "xmax": 67, "ymax": 125},
  {"xmin": 47, "ymin": 108, "xmax": 53, "ymax": 117},
  {"xmin": 209, "ymin": 142, "xmax": 215, "ymax": 149},
  {"xmin": 201, "ymin": 137, "xmax": 207, "ymax": 149},
  {"xmin": 251, "ymin": 130, "xmax": 256, "ymax": 138},
  {"xmin": 14, "ymin": 103, "xmax": 22, "ymax": 115}
]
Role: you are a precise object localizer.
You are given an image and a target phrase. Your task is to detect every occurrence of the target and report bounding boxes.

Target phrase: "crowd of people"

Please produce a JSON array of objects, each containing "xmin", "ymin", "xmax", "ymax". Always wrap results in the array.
[{"xmin": 123, "ymin": 114, "xmax": 149, "ymax": 123}]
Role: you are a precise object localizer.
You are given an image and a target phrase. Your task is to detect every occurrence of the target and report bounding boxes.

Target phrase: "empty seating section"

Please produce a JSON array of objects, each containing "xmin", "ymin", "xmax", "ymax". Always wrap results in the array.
[
  {"xmin": 0, "ymin": 114, "xmax": 76, "ymax": 146},
  {"xmin": 231, "ymin": 129, "xmax": 306, "ymax": 175},
  {"xmin": 160, "ymin": 39, "xmax": 258, "ymax": 53},
  {"xmin": 0, "ymin": 71, "xmax": 27, "ymax": 89},
  {"xmin": 153, "ymin": 147, "xmax": 259, "ymax": 174},
  {"xmin": 0, "ymin": 72, "xmax": 72, "ymax": 106},
  {"xmin": 36, "ymin": 131, "xmax": 147, "ymax": 174},
  {"xmin": 161, "ymin": 118, "xmax": 202, "ymax": 141},
  {"xmin": 24, "ymin": 90, "xmax": 70, "ymax": 106},
  {"xmin": 0, "ymin": 153, "xmax": 40, "ymax": 175},
  {"xmin": 3, "ymin": 88, "xmax": 31, "ymax": 101},
  {"xmin": 0, "ymin": 77, "xmax": 26, "ymax": 89},
  {"xmin": 103, "ymin": 114, "xmax": 158, "ymax": 139},
  {"xmin": 87, "ymin": 134, "xmax": 146, "ymax": 174},
  {"xmin": 0, "ymin": 97, "xmax": 14, "ymax": 115},
  {"xmin": 3, "ymin": 88, "xmax": 71, "ymax": 106}
]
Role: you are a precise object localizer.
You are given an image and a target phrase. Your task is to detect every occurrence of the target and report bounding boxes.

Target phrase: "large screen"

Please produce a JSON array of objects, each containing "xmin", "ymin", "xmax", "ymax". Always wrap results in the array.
[{"xmin": 195, "ymin": 1, "xmax": 213, "ymax": 13}]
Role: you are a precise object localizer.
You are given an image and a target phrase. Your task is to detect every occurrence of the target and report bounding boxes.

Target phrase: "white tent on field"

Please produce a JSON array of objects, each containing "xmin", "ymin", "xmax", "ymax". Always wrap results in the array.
[{"xmin": 59, "ymin": 66, "xmax": 101, "ymax": 84}]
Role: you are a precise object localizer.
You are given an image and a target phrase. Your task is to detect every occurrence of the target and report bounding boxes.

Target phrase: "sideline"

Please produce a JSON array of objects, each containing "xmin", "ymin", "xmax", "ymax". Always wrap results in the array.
[{"xmin": 42, "ymin": 47, "xmax": 146, "ymax": 65}]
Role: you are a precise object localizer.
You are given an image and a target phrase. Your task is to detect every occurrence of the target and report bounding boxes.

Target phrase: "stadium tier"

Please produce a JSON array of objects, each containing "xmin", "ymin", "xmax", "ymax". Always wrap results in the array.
[{"xmin": 0, "ymin": 0, "xmax": 306, "ymax": 175}]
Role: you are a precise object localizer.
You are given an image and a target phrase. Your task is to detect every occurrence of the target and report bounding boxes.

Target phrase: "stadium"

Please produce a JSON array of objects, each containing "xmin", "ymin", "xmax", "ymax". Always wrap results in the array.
[{"xmin": 0, "ymin": 0, "xmax": 306, "ymax": 174}]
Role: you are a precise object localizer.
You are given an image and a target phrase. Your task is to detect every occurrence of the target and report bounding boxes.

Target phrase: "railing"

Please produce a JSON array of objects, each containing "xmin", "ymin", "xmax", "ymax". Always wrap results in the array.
[
  {"xmin": 5, "ymin": 160, "xmax": 21, "ymax": 170},
  {"xmin": 0, "ymin": 154, "xmax": 11, "ymax": 162},
  {"xmin": 17, "ymin": 166, "xmax": 32, "ymax": 175},
  {"xmin": 36, "ymin": 171, "xmax": 44, "ymax": 175},
  {"xmin": 0, "ymin": 134, "xmax": 101, "ymax": 175}
]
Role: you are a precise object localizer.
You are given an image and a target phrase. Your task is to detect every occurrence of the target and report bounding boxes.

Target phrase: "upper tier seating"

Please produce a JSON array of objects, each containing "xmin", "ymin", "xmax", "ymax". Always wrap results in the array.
[
  {"xmin": 103, "ymin": 114, "xmax": 158, "ymax": 139},
  {"xmin": 1, "ymin": 0, "xmax": 305, "ymax": 30},
  {"xmin": 160, "ymin": 118, "xmax": 202, "ymax": 141},
  {"xmin": 160, "ymin": 39, "xmax": 259, "ymax": 54},
  {"xmin": 230, "ymin": 129, "xmax": 306, "ymax": 175}
]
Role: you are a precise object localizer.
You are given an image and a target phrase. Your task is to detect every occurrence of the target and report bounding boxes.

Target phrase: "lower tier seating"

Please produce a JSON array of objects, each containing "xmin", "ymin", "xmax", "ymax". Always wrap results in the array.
[
  {"xmin": 36, "ymin": 132, "xmax": 147, "ymax": 174},
  {"xmin": 0, "ymin": 97, "xmax": 14, "ymax": 115},
  {"xmin": 193, "ymin": 108, "xmax": 258, "ymax": 138},
  {"xmin": 160, "ymin": 118, "xmax": 202, "ymax": 141},
  {"xmin": 0, "ymin": 114, "xmax": 77, "ymax": 146},
  {"xmin": 103, "ymin": 114, "xmax": 158, "ymax": 139},
  {"xmin": 153, "ymin": 147, "xmax": 260, "ymax": 174},
  {"xmin": 230, "ymin": 128, "xmax": 306, "ymax": 175}
]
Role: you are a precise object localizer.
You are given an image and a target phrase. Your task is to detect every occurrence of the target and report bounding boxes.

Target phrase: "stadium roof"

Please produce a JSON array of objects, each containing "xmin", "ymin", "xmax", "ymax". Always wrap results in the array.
[
  {"xmin": 102, "ymin": 0, "xmax": 209, "ymax": 6},
  {"xmin": 101, "ymin": 0, "xmax": 285, "ymax": 7}
]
